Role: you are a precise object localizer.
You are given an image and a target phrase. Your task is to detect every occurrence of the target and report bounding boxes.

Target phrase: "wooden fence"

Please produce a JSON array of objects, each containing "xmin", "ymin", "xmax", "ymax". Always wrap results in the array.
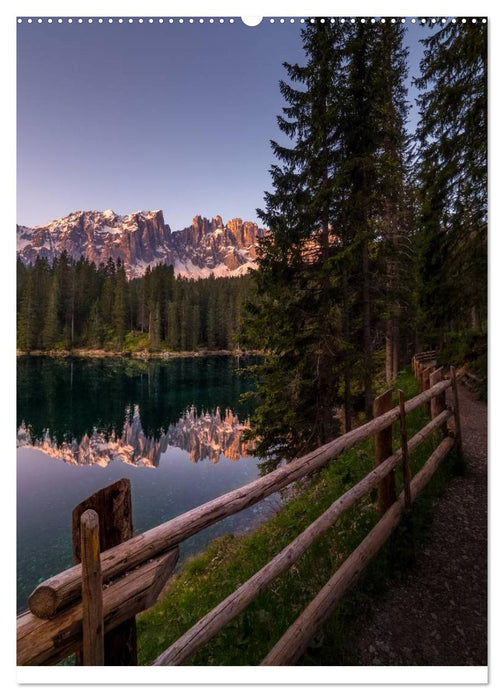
[{"xmin": 17, "ymin": 356, "xmax": 461, "ymax": 666}]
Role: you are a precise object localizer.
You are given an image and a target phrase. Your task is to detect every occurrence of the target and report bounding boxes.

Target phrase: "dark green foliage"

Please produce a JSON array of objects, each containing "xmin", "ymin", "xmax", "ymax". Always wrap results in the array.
[
  {"xmin": 438, "ymin": 327, "xmax": 487, "ymax": 400},
  {"xmin": 414, "ymin": 20, "xmax": 487, "ymax": 337},
  {"xmin": 241, "ymin": 20, "xmax": 348, "ymax": 470},
  {"xmin": 241, "ymin": 20, "xmax": 413, "ymax": 468},
  {"xmin": 112, "ymin": 261, "xmax": 128, "ymax": 349},
  {"xmin": 437, "ymin": 327, "xmax": 487, "ymax": 368},
  {"xmin": 42, "ymin": 275, "xmax": 60, "ymax": 349},
  {"xmin": 16, "ymin": 255, "xmax": 253, "ymax": 353},
  {"xmin": 17, "ymin": 268, "xmax": 39, "ymax": 351}
]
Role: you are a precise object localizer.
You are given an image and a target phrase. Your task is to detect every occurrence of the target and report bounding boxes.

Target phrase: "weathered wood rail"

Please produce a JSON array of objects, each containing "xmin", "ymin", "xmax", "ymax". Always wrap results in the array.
[
  {"xmin": 412, "ymin": 349, "xmax": 437, "ymax": 391},
  {"xmin": 17, "ymin": 358, "xmax": 461, "ymax": 667}
]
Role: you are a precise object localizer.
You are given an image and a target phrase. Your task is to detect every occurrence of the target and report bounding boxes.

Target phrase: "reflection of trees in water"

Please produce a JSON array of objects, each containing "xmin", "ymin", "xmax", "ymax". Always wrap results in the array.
[
  {"xmin": 17, "ymin": 405, "xmax": 254, "ymax": 468},
  {"xmin": 17, "ymin": 355, "xmax": 259, "ymax": 445}
]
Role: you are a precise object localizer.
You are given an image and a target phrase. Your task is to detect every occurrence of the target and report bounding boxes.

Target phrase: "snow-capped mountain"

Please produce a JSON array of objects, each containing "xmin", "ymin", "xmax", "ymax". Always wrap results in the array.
[
  {"xmin": 16, "ymin": 209, "xmax": 269, "ymax": 279},
  {"xmin": 17, "ymin": 405, "xmax": 253, "ymax": 468}
]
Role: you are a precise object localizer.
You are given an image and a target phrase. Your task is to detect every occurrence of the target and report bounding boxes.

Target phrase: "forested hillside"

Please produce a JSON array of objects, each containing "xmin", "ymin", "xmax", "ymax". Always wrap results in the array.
[{"xmin": 17, "ymin": 255, "xmax": 252, "ymax": 352}]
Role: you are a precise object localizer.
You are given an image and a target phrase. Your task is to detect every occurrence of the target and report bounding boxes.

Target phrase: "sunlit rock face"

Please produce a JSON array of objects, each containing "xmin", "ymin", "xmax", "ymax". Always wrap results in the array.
[
  {"xmin": 165, "ymin": 406, "xmax": 254, "ymax": 464},
  {"xmin": 16, "ymin": 210, "xmax": 173, "ymax": 277},
  {"xmin": 17, "ymin": 210, "xmax": 269, "ymax": 280},
  {"xmin": 17, "ymin": 405, "xmax": 254, "ymax": 468}
]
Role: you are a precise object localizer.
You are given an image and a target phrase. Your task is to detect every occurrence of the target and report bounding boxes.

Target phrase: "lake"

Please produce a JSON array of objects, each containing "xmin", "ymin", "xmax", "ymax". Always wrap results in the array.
[{"xmin": 16, "ymin": 355, "xmax": 275, "ymax": 613}]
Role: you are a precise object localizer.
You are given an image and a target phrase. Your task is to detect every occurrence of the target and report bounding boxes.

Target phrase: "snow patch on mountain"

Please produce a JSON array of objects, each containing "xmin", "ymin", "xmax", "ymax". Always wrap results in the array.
[{"xmin": 17, "ymin": 209, "xmax": 268, "ymax": 279}]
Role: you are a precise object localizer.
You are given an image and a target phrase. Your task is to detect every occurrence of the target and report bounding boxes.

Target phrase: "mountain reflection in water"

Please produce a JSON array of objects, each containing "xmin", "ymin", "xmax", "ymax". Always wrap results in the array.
[
  {"xmin": 17, "ymin": 405, "xmax": 254, "ymax": 468},
  {"xmin": 17, "ymin": 356, "xmax": 271, "ymax": 614}
]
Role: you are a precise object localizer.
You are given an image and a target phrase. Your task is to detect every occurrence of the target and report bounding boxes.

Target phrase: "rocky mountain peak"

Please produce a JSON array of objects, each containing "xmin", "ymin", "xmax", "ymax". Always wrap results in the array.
[{"xmin": 17, "ymin": 209, "xmax": 269, "ymax": 279}]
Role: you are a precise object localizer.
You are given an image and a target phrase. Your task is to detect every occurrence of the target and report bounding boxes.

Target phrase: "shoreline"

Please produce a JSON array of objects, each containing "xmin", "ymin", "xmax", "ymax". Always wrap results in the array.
[{"xmin": 16, "ymin": 348, "xmax": 265, "ymax": 359}]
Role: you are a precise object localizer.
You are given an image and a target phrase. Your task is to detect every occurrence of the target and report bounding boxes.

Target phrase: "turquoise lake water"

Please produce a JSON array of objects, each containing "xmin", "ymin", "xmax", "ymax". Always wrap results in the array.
[{"xmin": 16, "ymin": 355, "xmax": 275, "ymax": 613}]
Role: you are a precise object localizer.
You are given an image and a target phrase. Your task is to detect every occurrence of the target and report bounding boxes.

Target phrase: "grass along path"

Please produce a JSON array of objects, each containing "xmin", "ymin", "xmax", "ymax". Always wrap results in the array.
[{"xmin": 136, "ymin": 370, "xmax": 461, "ymax": 666}]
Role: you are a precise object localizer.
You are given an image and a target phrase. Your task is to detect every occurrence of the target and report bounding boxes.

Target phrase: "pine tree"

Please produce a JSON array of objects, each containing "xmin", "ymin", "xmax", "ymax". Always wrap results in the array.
[
  {"xmin": 190, "ymin": 302, "xmax": 200, "ymax": 350},
  {"xmin": 241, "ymin": 19, "xmax": 414, "ymax": 465},
  {"xmin": 17, "ymin": 269, "xmax": 38, "ymax": 351},
  {"xmin": 75, "ymin": 258, "xmax": 99, "ymax": 346},
  {"xmin": 87, "ymin": 298, "xmax": 104, "ymax": 348},
  {"xmin": 112, "ymin": 260, "xmax": 128, "ymax": 349},
  {"xmin": 179, "ymin": 291, "xmax": 189, "ymax": 351},
  {"xmin": 242, "ymin": 19, "xmax": 346, "ymax": 469},
  {"xmin": 332, "ymin": 21, "xmax": 412, "ymax": 398},
  {"xmin": 166, "ymin": 300, "xmax": 178, "ymax": 350},
  {"xmin": 42, "ymin": 273, "xmax": 60, "ymax": 349},
  {"xmin": 53, "ymin": 251, "xmax": 76, "ymax": 349},
  {"xmin": 205, "ymin": 277, "xmax": 218, "ymax": 350},
  {"xmin": 149, "ymin": 302, "xmax": 161, "ymax": 351},
  {"xmin": 346, "ymin": 23, "xmax": 375, "ymax": 416},
  {"xmin": 371, "ymin": 22, "xmax": 411, "ymax": 381},
  {"xmin": 99, "ymin": 260, "xmax": 115, "ymax": 338},
  {"xmin": 336, "ymin": 22, "xmax": 390, "ymax": 417},
  {"xmin": 414, "ymin": 20, "xmax": 487, "ymax": 337}
]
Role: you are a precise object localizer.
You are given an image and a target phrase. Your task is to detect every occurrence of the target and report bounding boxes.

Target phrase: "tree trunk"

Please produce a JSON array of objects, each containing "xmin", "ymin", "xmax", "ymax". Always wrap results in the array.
[
  {"xmin": 385, "ymin": 317, "xmax": 393, "ymax": 384},
  {"xmin": 342, "ymin": 270, "xmax": 352, "ymax": 432},
  {"xmin": 362, "ymin": 240, "xmax": 373, "ymax": 419},
  {"xmin": 392, "ymin": 311, "xmax": 400, "ymax": 378}
]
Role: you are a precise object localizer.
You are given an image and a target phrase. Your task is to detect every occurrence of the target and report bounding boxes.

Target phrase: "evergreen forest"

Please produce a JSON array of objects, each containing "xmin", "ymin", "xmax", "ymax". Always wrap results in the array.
[
  {"xmin": 239, "ymin": 19, "xmax": 487, "ymax": 469},
  {"xmin": 17, "ymin": 254, "xmax": 252, "ymax": 353}
]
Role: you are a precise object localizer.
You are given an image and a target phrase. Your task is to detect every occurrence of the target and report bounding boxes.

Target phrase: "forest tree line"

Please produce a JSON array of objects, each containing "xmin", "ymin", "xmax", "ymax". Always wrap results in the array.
[{"xmin": 17, "ymin": 254, "xmax": 253, "ymax": 353}]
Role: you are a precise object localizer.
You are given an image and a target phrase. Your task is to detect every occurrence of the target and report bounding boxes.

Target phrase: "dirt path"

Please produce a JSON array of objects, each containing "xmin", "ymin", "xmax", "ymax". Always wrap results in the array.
[{"xmin": 350, "ymin": 382, "xmax": 487, "ymax": 665}]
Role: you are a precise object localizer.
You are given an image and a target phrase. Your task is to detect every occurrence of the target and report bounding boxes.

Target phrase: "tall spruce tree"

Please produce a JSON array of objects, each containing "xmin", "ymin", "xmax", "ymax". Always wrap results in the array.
[
  {"xmin": 241, "ymin": 19, "xmax": 413, "ymax": 466},
  {"xmin": 87, "ymin": 298, "xmax": 104, "ymax": 348},
  {"xmin": 42, "ymin": 274, "xmax": 60, "ymax": 349},
  {"xmin": 241, "ymin": 19, "xmax": 346, "ymax": 470},
  {"xmin": 331, "ymin": 21, "xmax": 411, "ymax": 399},
  {"xmin": 341, "ymin": 22, "xmax": 379, "ymax": 418},
  {"xmin": 335, "ymin": 22, "xmax": 409, "ymax": 409},
  {"xmin": 414, "ymin": 19, "xmax": 487, "ymax": 338},
  {"xmin": 112, "ymin": 260, "xmax": 128, "ymax": 349},
  {"xmin": 370, "ymin": 22, "xmax": 411, "ymax": 382},
  {"xmin": 17, "ymin": 269, "xmax": 38, "ymax": 351}
]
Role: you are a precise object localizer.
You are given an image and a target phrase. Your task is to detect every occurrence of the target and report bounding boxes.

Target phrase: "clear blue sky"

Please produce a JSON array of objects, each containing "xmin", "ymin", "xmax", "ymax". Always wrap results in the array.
[{"xmin": 17, "ymin": 18, "xmax": 432, "ymax": 230}]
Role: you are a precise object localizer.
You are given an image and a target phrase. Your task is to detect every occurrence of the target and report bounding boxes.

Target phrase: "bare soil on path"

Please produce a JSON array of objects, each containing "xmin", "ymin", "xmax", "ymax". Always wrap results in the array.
[{"xmin": 349, "ymin": 382, "xmax": 487, "ymax": 666}]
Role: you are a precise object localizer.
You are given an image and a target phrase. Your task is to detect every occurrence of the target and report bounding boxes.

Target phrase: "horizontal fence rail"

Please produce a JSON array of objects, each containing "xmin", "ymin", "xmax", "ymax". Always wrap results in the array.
[
  {"xmin": 18, "ymin": 363, "xmax": 460, "ymax": 667},
  {"xmin": 27, "ymin": 379, "xmax": 451, "ymax": 621},
  {"xmin": 17, "ymin": 549, "xmax": 179, "ymax": 666},
  {"xmin": 261, "ymin": 437, "xmax": 455, "ymax": 666},
  {"xmin": 153, "ymin": 408, "xmax": 452, "ymax": 666}
]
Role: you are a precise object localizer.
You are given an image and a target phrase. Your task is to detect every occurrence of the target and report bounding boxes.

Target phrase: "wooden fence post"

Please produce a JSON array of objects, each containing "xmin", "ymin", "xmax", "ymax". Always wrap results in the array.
[
  {"xmin": 80, "ymin": 510, "xmax": 104, "ymax": 666},
  {"xmin": 421, "ymin": 366, "xmax": 431, "ymax": 393},
  {"xmin": 430, "ymin": 367, "xmax": 448, "ymax": 436},
  {"xmin": 397, "ymin": 390, "xmax": 411, "ymax": 510},
  {"xmin": 374, "ymin": 389, "xmax": 396, "ymax": 514},
  {"xmin": 450, "ymin": 366, "xmax": 463, "ymax": 453},
  {"xmin": 418, "ymin": 361, "xmax": 426, "ymax": 387},
  {"xmin": 72, "ymin": 478, "xmax": 137, "ymax": 665}
]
